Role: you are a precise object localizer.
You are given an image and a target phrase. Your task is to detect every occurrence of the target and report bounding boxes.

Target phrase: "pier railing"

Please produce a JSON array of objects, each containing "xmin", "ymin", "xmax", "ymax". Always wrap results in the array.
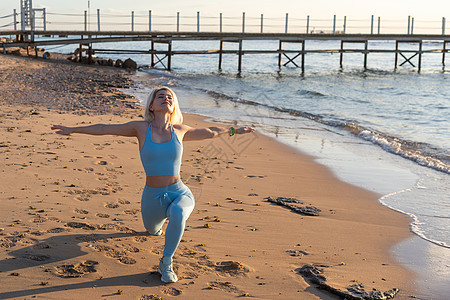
[
  {"xmin": 0, "ymin": 9, "xmax": 449, "ymax": 35},
  {"xmin": 1, "ymin": 9, "xmax": 449, "ymax": 74}
]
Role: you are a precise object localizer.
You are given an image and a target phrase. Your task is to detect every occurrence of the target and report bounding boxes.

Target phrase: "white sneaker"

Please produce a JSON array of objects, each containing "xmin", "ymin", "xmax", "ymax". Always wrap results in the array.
[
  {"xmin": 158, "ymin": 256, "xmax": 178, "ymax": 283},
  {"xmin": 148, "ymin": 228, "xmax": 163, "ymax": 236}
]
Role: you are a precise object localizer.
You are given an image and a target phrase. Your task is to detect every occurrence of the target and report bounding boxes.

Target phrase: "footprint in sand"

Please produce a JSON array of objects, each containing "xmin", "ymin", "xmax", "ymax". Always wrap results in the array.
[
  {"xmin": 124, "ymin": 209, "xmax": 140, "ymax": 215},
  {"xmin": 286, "ymin": 249, "xmax": 310, "ymax": 257},
  {"xmin": 47, "ymin": 227, "xmax": 67, "ymax": 234},
  {"xmin": 33, "ymin": 243, "xmax": 51, "ymax": 249},
  {"xmin": 118, "ymin": 199, "xmax": 130, "ymax": 205},
  {"xmin": 74, "ymin": 208, "xmax": 89, "ymax": 215},
  {"xmin": 92, "ymin": 244, "xmax": 136, "ymax": 264},
  {"xmin": 206, "ymin": 280, "xmax": 241, "ymax": 294},
  {"xmin": 161, "ymin": 287, "xmax": 182, "ymax": 296},
  {"xmin": 134, "ymin": 236, "xmax": 147, "ymax": 243},
  {"xmin": 75, "ymin": 195, "xmax": 90, "ymax": 201},
  {"xmin": 22, "ymin": 254, "xmax": 51, "ymax": 261},
  {"xmin": 141, "ymin": 294, "xmax": 164, "ymax": 300},
  {"xmin": 54, "ymin": 260, "xmax": 98, "ymax": 277},
  {"xmin": 65, "ymin": 222, "xmax": 96, "ymax": 230},
  {"xmin": 105, "ymin": 202, "xmax": 119, "ymax": 209},
  {"xmin": 96, "ymin": 213, "xmax": 110, "ymax": 218},
  {"xmin": 215, "ymin": 261, "xmax": 253, "ymax": 277},
  {"xmin": 31, "ymin": 215, "xmax": 47, "ymax": 223},
  {"xmin": 0, "ymin": 237, "xmax": 17, "ymax": 248}
]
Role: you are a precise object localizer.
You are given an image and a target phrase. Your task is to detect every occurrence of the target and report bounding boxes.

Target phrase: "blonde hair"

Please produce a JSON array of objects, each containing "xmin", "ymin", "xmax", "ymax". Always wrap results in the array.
[{"xmin": 144, "ymin": 86, "xmax": 183, "ymax": 125}]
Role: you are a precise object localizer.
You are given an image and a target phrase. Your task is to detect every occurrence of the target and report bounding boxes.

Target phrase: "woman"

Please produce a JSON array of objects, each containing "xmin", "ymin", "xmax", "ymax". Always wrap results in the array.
[{"xmin": 51, "ymin": 86, "xmax": 255, "ymax": 283}]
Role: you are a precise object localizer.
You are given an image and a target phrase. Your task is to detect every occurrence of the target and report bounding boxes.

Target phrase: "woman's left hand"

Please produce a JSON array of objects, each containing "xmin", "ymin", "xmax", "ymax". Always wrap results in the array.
[{"xmin": 235, "ymin": 127, "xmax": 256, "ymax": 134}]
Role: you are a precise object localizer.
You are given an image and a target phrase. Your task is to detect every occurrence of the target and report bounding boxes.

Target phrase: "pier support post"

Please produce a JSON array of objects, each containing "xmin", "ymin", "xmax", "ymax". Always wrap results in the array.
[
  {"xmin": 218, "ymin": 40, "xmax": 223, "ymax": 70},
  {"xmin": 301, "ymin": 41, "xmax": 305, "ymax": 73},
  {"xmin": 395, "ymin": 40, "xmax": 423, "ymax": 72},
  {"xmin": 443, "ymin": 41, "xmax": 448, "ymax": 67},
  {"xmin": 168, "ymin": 40, "xmax": 172, "ymax": 71},
  {"xmin": 177, "ymin": 12, "xmax": 180, "ymax": 32},
  {"xmin": 220, "ymin": 13, "xmax": 223, "ymax": 33},
  {"xmin": 394, "ymin": 41, "xmax": 398, "ymax": 70},
  {"xmin": 238, "ymin": 40, "xmax": 243, "ymax": 72},
  {"xmin": 219, "ymin": 40, "xmax": 243, "ymax": 72},
  {"xmin": 150, "ymin": 40, "xmax": 172, "ymax": 70},
  {"xmin": 88, "ymin": 44, "xmax": 93, "ymax": 64},
  {"xmin": 150, "ymin": 41, "xmax": 155, "ymax": 67},
  {"xmin": 78, "ymin": 43, "xmax": 83, "ymax": 61},
  {"xmin": 418, "ymin": 40, "xmax": 422, "ymax": 73},
  {"xmin": 278, "ymin": 41, "xmax": 283, "ymax": 67},
  {"xmin": 278, "ymin": 40, "xmax": 306, "ymax": 72},
  {"xmin": 340, "ymin": 40, "xmax": 369, "ymax": 70},
  {"xmin": 364, "ymin": 40, "xmax": 368, "ymax": 69}
]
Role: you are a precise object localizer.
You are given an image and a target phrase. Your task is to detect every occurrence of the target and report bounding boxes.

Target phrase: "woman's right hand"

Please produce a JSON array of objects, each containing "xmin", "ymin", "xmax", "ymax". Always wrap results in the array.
[{"xmin": 51, "ymin": 125, "xmax": 73, "ymax": 135}]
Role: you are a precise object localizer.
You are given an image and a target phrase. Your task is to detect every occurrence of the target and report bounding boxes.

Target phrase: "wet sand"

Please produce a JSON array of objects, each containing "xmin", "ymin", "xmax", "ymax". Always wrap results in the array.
[{"xmin": 0, "ymin": 53, "xmax": 416, "ymax": 299}]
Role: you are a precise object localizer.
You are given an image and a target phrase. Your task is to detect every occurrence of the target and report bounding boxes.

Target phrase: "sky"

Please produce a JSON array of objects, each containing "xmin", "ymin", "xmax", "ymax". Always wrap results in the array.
[{"xmin": 1, "ymin": 0, "xmax": 449, "ymax": 33}]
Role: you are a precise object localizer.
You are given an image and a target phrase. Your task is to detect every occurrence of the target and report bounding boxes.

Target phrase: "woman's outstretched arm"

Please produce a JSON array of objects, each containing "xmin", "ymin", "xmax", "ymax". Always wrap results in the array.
[
  {"xmin": 51, "ymin": 121, "xmax": 141, "ymax": 137},
  {"xmin": 181, "ymin": 125, "xmax": 255, "ymax": 141}
]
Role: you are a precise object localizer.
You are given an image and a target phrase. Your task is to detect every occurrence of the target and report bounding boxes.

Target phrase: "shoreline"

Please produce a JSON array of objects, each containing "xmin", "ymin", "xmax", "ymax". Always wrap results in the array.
[{"xmin": 0, "ymin": 53, "xmax": 417, "ymax": 298}]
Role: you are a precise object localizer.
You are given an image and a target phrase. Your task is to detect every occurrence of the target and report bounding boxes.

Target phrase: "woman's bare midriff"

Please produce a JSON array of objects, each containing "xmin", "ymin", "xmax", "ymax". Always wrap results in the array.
[{"xmin": 146, "ymin": 175, "xmax": 180, "ymax": 188}]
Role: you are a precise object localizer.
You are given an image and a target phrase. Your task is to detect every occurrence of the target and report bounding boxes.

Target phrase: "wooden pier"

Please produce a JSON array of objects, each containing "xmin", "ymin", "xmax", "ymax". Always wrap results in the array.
[{"xmin": 1, "ymin": 30, "xmax": 450, "ymax": 73}]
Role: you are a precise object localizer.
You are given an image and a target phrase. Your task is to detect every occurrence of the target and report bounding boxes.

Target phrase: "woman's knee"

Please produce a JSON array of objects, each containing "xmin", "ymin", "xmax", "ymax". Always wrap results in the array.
[
  {"xmin": 168, "ymin": 206, "xmax": 186, "ymax": 222},
  {"xmin": 168, "ymin": 202, "xmax": 193, "ymax": 222}
]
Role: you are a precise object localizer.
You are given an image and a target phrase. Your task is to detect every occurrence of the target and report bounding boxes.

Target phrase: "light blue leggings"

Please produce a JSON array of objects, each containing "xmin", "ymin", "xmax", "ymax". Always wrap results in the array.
[{"xmin": 141, "ymin": 180, "xmax": 195, "ymax": 258}]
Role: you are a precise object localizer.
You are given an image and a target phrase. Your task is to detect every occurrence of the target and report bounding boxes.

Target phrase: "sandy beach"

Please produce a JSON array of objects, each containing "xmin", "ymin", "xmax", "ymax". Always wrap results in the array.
[{"xmin": 0, "ymin": 53, "xmax": 416, "ymax": 299}]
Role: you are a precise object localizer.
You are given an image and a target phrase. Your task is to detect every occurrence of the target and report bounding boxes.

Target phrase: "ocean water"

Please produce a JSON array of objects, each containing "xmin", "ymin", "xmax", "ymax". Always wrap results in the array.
[{"xmin": 41, "ymin": 38, "xmax": 450, "ymax": 295}]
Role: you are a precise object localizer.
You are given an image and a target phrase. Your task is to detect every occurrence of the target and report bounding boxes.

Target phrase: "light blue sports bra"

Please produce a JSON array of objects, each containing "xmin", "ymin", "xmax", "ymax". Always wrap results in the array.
[{"xmin": 139, "ymin": 122, "xmax": 183, "ymax": 176}]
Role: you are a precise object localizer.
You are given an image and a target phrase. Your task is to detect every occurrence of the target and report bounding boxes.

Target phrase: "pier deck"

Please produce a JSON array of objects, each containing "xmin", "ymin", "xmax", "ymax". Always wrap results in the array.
[{"xmin": 1, "ymin": 30, "xmax": 449, "ymax": 72}]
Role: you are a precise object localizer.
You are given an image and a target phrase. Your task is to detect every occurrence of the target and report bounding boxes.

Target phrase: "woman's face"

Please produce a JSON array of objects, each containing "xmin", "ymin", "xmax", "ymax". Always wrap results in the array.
[{"xmin": 151, "ymin": 90, "xmax": 174, "ymax": 113}]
